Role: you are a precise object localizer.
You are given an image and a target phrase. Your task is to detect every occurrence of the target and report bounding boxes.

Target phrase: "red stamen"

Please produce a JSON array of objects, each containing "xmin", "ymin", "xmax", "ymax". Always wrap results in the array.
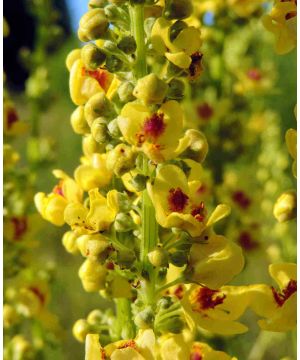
[
  {"xmin": 191, "ymin": 202, "xmax": 206, "ymax": 222},
  {"xmin": 191, "ymin": 287, "xmax": 226, "ymax": 311},
  {"xmin": 143, "ymin": 113, "xmax": 166, "ymax": 141},
  {"xmin": 53, "ymin": 182, "xmax": 64, "ymax": 197},
  {"xmin": 168, "ymin": 188, "xmax": 189, "ymax": 212},
  {"xmin": 272, "ymin": 279, "xmax": 297, "ymax": 307}
]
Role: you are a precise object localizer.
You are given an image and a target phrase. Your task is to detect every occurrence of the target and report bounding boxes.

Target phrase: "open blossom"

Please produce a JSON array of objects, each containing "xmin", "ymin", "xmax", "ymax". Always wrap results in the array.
[
  {"xmin": 250, "ymin": 263, "xmax": 297, "ymax": 332},
  {"xmin": 64, "ymin": 188, "xmax": 118, "ymax": 234},
  {"xmin": 34, "ymin": 170, "xmax": 83, "ymax": 226},
  {"xmin": 262, "ymin": 0, "xmax": 297, "ymax": 54},
  {"xmin": 147, "ymin": 164, "xmax": 231, "ymax": 237},
  {"xmin": 117, "ymin": 101, "xmax": 185, "ymax": 163},
  {"xmin": 151, "ymin": 17, "xmax": 203, "ymax": 79}
]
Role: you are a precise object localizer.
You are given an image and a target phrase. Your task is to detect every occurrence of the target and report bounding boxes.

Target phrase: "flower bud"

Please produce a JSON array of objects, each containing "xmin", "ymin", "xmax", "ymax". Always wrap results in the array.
[
  {"xmin": 78, "ymin": 9, "xmax": 109, "ymax": 42},
  {"xmin": 72, "ymin": 319, "xmax": 91, "ymax": 342},
  {"xmin": 157, "ymin": 315, "xmax": 185, "ymax": 334},
  {"xmin": 170, "ymin": 250, "xmax": 188, "ymax": 267},
  {"xmin": 117, "ymin": 81, "xmax": 135, "ymax": 103},
  {"xmin": 87, "ymin": 309, "xmax": 103, "ymax": 326},
  {"xmin": 130, "ymin": 174, "xmax": 148, "ymax": 192},
  {"xmin": 134, "ymin": 307, "xmax": 154, "ymax": 329},
  {"xmin": 77, "ymin": 234, "xmax": 110, "ymax": 262},
  {"xmin": 62, "ymin": 231, "xmax": 79, "ymax": 254},
  {"xmin": 185, "ymin": 129, "xmax": 209, "ymax": 163},
  {"xmin": 91, "ymin": 117, "xmax": 110, "ymax": 143},
  {"xmin": 9, "ymin": 335, "xmax": 34, "ymax": 360},
  {"xmin": 167, "ymin": 79, "xmax": 185, "ymax": 100},
  {"xmin": 107, "ymin": 119, "xmax": 121, "ymax": 139},
  {"xmin": 81, "ymin": 43, "xmax": 106, "ymax": 70},
  {"xmin": 169, "ymin": 20, "xmax": 188, "ymax": 42},
  {"xmin": 107, "ymin": 144, "xmax": 136, "ymax": 177},
  {"xmin": 117, "ymin": 36, "xmax": 137, "ymax": 54},
  {"xmin": 3, "ymin": 304, "xmax": 19, "ymax": 328},
  {"xmin": 163, "ymin": 0, "xmax": 193, "ymax": 20},
  {"xmin": 114, "ymin": 192, "xmax": 132, "ymax": 212},
  {"xmin": 82, "ymin": 134, "xmax": 105, "ymax": 157},
  {"xmin": 88, "ymin": 0, "xmax": 106, "ymax": 8},
  {"xmin": 105, "ymin": 55, "xmax": 124, "ymax": 72},
  {"xmin": 114, "ymin": 212, "xmax": 135, "ymax": 232},
  {"xmin": 78, "ymin": 259, "xmax": 108, "ymax": 292},
  {"xmin": 117, "ymin": 249, "xmax": 136, "ymax": 268},
  {"xmin": 157, "ymin": 296, "xmax": 173, "ymax": 310},
  {"xmin": 70, "ymin": 106, "xmax": 90, "ymax": 135},
  {"xmin": 133, "ymin": 74, "xmax": 168, "ymax": 105},
  {"xmin": 148, "ymin": 247, "xmax": 169, "ymax": 267},
  {"xmin": 66, "ymin": 49, "xmax": 81, "ymax": 71},
  {"xmin": 273, "ymin": 190, "xmax": 297, "ymax": 223},
  {"xmin": 84, "ymin": 93, "xmax": 114, "ymax": 127}
]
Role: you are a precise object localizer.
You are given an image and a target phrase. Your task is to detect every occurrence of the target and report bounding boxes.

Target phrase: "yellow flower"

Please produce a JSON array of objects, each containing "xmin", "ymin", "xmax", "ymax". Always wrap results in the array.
[
  {"xmin": 117, "ymin": 101, "xmax": 184, "ymax": 163},
  {"xmin": 64, "ymin": 188, "xmax": 118, "ymax": 234},
  {"xmin": 186, "ymin": 233, "xmax": 245, "ymax": 289},
  {"xmin": 262, "ymin": 0, "xmax": 297, "ymax": 55},
  {"xmin": 182, "ymin": 284, "xmax": 251, "ymax": 335},
  {"xmin": 151, "ymin": 17, "xmax": 203, "ymax": 79},
  {"xmin": 147, "ymin": 164, "xmax": 230, "ymax": 236},
  {"xmin": 34, "ymin": 170, "xmax": 83, "ymax": 226},
  {"xmin": 74, "ymin": 153, "xmax": 113, "ymax": 191},
  {"xmin": 227, "ymin": 0, "xmax": 264, "ymax": 18},
  {"xmin": 285, "ymin": 128, "xmax": 297, "ymax": 177},
  {"xmin": 250, "ymin": 263, "xmax": 297, "ymax": 332},
  {"xmin": 69, "ymin": 58, "xmax": 114, "ymax": 105},
  {"xmin": 233, "ymin": 68, "xmax": 273, "ymax": 95}
]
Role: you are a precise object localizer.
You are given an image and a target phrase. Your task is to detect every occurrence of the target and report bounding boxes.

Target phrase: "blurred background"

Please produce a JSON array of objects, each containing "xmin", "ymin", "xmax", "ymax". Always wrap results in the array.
[{"xmin": 3, "ymin": 0, "xmax": 296, "ymax": 359}]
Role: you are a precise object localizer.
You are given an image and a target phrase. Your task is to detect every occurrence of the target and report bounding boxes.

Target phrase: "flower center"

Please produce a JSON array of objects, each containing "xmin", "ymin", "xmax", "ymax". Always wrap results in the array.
[
  {"xmin": 53, "ymin": 181, "xmax": 64, "ymax": 197},
  {"xmin": 7, "ymin": 108, "xmax": 19, "ymax": 129},
  {"xmin": 189, "ymin": 52, "xmax": 203, "ymax": 80},
  {"xmin": 197, "ymin": 103, "xmax": 213, "ymax": 120},
  {"xmin": 232, "ymin": 190, "xmax": 251, "ymax": 209},
  {"xmin": 190, "ymin": 287, "xmax": 226, "ymax": 312},
  {"xmin": 117, "ymin": 340, "xmax": 136, "ymax": 350},
  {"xmin": 82, "ymin": 67, "xmax": 110, "ymax": 91},
  {"xmin": 247, "ymin": 68, "xmax": 262, "ymax": 81},
  {"xmin": 191, "ymin": 202, "xmax": 206, "ymax": 222},
  {"xmin": 190, "ymin": 345, "xmax": 203, "ymax": 360},
  {"xmin": 11, "ymin": 217, "xmax": 27, "ymax": 241},
  {"xmin": 272, "ymin": 279, "xmax": 297, "ymax": 307},
  {"xmin": 143, "ymin": 113, "xmax": 166, "ymax": 141},
  {"xmin": 280, "ymin": 0, "xmax": 297, "ymax": 19},
  {"xmin": 238, "ymin": 231, "xmax": 259, "ymax": 250},
  {"xmin": 168, "ymin": 188, "xmax": 189, "ymax": 212}
]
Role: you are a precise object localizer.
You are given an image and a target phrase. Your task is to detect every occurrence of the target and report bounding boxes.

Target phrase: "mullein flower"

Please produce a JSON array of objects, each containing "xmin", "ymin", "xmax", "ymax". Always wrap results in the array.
[
  {"xmin": 74, "ymin": 153, "xmax": 113, "ymax": 191},
  {"xmin": 182, "ymin": 284, "xmax": 251, "ymax": 335},
  {"xmin": 147, "ymin": 164, "xmax": 230, "ymax": 236},
  {"xmin": 151, "ymin": 17, "xmax": 203, "ymax": 79},
  {"xmin": 64, "ymin": 188, "xmax": 118, "ymax": 234},
  {"xmin": 3, "ymin": 100, "xmax": 28, "ymax": 136},
  {"xmin": 34, "ymin": 170, "xmax": 83, "ymax": 226},
  {"xmin": 117, "ymin": 101, "xmax": 184, "ymax": 163},
  {"xmin": 262, "ymin": 0, "xmax": 297, "ymax": 54},
  {"xmin": 233, "ymin": 67, "xmax": 273, "ymax": 95},
  {"xmin": 185, "ymin": 233, "xmax": 244, "ymax": 288},
  {"xmin": 250, "ymin": 263, "xmax": 297, "ymax": 332}
]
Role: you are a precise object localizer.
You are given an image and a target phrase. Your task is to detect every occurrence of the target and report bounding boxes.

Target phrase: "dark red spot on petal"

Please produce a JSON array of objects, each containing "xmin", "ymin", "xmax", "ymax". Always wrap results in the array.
[
  {"xmin": 191, "ymin": 287, "xmax": 226, "ymax": 311},
  {"xmin": 168, "ymin": 188, "xmax": 189, "ymax": 212},
  {"xmin": 143, "ymin": 113, "xmax": 166, "ymax": 141},
  {"xmin": 272, "ymin": 279, "xmax": 297, "ymax": 307},
  {"xmin": 191, "ymin": 202, "xmax": 206, "ymax": 222},
  {"xmin": 174, "ymin": 284, "xmax": 184, "ymax": 300}
]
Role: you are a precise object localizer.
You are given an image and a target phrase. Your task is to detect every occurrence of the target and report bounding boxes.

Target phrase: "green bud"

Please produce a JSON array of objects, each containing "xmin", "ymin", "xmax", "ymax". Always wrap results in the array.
[
  {"xmin": 115, "ymin": 192, "xmax": 132, "ymax": 212},
  {"xmin": 157, "ymin": 315, "xmax": 185, "ymax": 334},
  {"xmin": 163, "ymin": 0, "xmax": 193, "ymax": 20},
  {"xmin": 167, "ymin": 62, "xmax": 183, "ymax": 77},
  {"xmin": 62, "ymin": 231, "xmax": 79, "ymax": 255},
  {"xmin": 114, "ymin": 212, "xmax": 135, "ymax": 232},
  {"xmin": 91, "ymin": 117, "xmax": 110, "ymax": 143},
  {"xmin": 107, "ymin": 118, "xmax": 122, "ymax": 138},
  {"xmin": 117, "ymin": 36, "xmax": 137, "ymax": 54},
  {"xmin": 82, "ymin": 134, "xmax": 105, "ymax": 156},
  {"xmin": 167, "ymin": 79, "xmax": 185, "ymax": 100},
  {"xmin": 133, "ymin": 74, "xmax": 168, "ymax": 105},
  {"xmin": 148, "ymin": 247, "xmax": 169, "ymax": 267},
  {"xmin": 70, "ymin": 106, "xmax": 90, "ymax": 135},
  {"xmin": 130, "ymin": 174, "xmax": 148, "ymax": 192},
  {"xmin": 134, "ymin": 307, "xmax": 154, "ymax": 329},
  {"xmin": 157, "ymin": 296, "xmax": 173, "ymax": 310},
  {"xmin": 72, "ymin": 319, "xmax": 91, "ymax": 343},
  {"xmin": 157, "ymin": 267, "xmax": 168, "ymax": 282},
  {"xmin": 84, "ymin": 92, "xmax": 114, "ymax": 127},
  {"xmin": 87, "ymin": 309, "xmax": 103, "ymax": 326},
  {"xmin": 81, "ymin": 43, "xmax": 106, "ymax": 70},
  {"xmin": 88, "ymin": 0, "xmax": 106, "ymax": 8},
  {"xmin": 78, "ymin": 9, "xmax": 109, "ymax": 42},
  {"xmin": 105, "ymin": 55, "xmax": 124, "ymax": 72},
  {"xmin": 169, "ymin": 20, "xmax": 188, "ymax": 42},
  {"xmin": 117, "ymin": 81, "xmax": 135, "ymax": 103},
  {"xmin": 170, "ymin": 250, "xmax": 188, "ymax": 267},
  {"xmin": 117, "ymin": 248, "xmax": 136, "ymax": 268},
  {"xmin": 273, "ymin": 190, "xmax": 297, "ymax": 223},
  {"xmin": 107, "ymin": 144, "xmax": 137, "ymax": 176}
]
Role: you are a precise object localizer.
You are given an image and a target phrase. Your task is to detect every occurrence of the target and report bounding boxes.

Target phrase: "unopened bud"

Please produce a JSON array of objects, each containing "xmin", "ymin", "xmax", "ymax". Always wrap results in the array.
[
  {"xmin": 114, "ymin": 192, "xmax": 131, "ymax": 212},
  {"xmin": 117, "ymin": 81, "xmax": 135, "ymax": 103},
  {"xmin": 105, "ymin": 55, "xmax": 124, "ymax": 72},
  {"xmin": 169, "ymin": 20, "xmax": 188, "ymax": 42},
  {"xmin": 62, "ymin": 231, "xmax": 79, "ymax": 254},
  {"xmin": 77, "ymin": 234, "xmax": 110, "ymax": 262},
  {"xmin": 70, "ymin": 106, "xmax": 90, "ymax": 135},
  {"xmin": 78, "ymin": 259, "xmax": 107, "ymax": 292},
  {"xmin": 66, "ymin": 49, "xmax": 81, "ymax": 71},
  {"xmin": 84, "ymin": 93, "xmax": 114, "ymax": 127},
  {"xmin": 114, "ymin": 212, "xmax": 135, "ymax": 232},
  {"xmin": 273, "ymin": 190, "xmax": 297, "ymax": 223},
  {"xmin": 117, "ymin": 248, "xmax": 136, "ymax": 268},
  {"xmin": 167, "ymin": 78, "xmax": 185, "ymax": 100},
  {"xmin": 158, "ymin": 315, "xmax": 185, "ymax": 334},
  {"xmin": 72, "ymin": 319, "xmax": 91, "ymax": 342},
  {"xmin": 185, "ymin": 129, "xmax": 208, "ymax": 163},
  {"xmin": 163, "ymin": 0, "xmax": 193, "ymax": 20},
  {"xmin": 133, "ymin": 74, "xmax": 168, "ymax": 105},
  {"xmin": 82, "ymin": 134, "xmax": 105, "ymax": 156},
  {"xmin": 117, "ymin": 36, "xmax": 137, "ymax": 54},
  {"xmin": 170, "ymin": 250, "xmax": 188, "ymax": 267},
  {"xmin": 78, "ymin": 9, "xmax": 109, "ymax": 42},
  {"xmin": 107, "ymin": 144, "xmax": 136, "ymax": 176},
  {"xmin": 157, "ymin": 296, "xmax": 173, "ymax": 310},
  {"xmin": 81, "ymin": 43, "xmax": 106, "ymax": 70},
  {"xmin": 148, "ymin": 247, "xmax": 169, "ymax": 267},
  {"xmin": 134, "ymin": 307, "xmax": 154, "ymax": 329},
  {"xmin": 108, "ymin": 118, "xmax": 122, "ymax": 138},
  {"xmin": 130, "ymin": 174, "xmax": 148, "ymax": 192},
  {"xmin": 91, "ymin": 117, "xmax": 110, "ymax": 143}
]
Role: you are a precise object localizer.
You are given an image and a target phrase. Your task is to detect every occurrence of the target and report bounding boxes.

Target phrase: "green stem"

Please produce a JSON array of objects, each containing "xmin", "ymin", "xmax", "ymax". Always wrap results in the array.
[
  {"xmin": 155, "ymin": 276, "xmax": 185, "ymax": 296},
  {"xmin": 115, "ymin": 298, "xmax": 135, "ymax": 339}
]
